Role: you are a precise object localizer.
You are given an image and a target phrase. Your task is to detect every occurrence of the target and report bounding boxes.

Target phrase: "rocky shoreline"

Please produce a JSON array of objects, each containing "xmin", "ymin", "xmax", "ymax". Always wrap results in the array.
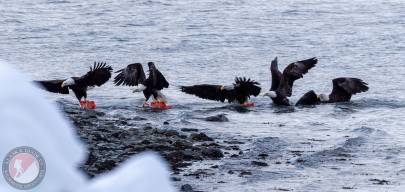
[
  {"xmin": 62, "ymin": 105, "xmax": 252, "ymax": 191},
  {"xmin": 65, "ymin": 109, "xmax": 224, "ymax": 173}
]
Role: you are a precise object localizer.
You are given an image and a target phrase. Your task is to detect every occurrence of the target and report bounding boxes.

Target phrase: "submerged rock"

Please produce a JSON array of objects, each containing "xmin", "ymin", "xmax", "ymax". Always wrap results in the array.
[
  {"xmin": 252, "ymin": 161, "xmax": 268, "ymax": 167},
  {"xmin": 181, "ymin": 128, "xmax": 199, "ymax": 132},
  {"xmin": 181, "ymin": 184, "xmax": 193, "ymax": 192},
  {"xmin": 205, "ymin": 114, "xmax": 229, "ymax": 122}
]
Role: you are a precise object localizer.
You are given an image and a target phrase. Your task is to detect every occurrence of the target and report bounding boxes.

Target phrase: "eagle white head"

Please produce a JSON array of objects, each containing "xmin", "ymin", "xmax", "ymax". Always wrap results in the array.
[
  {"xmin": 263, "ymin": 91, "xmax": 277, "ymax": 98},
  {"xmin": 61, "ymin": 78, "xmax": 75, "ymax": 88},
  {"xmin": 319, "ymin": 94, "xmax": 329, "ymax": 102}
]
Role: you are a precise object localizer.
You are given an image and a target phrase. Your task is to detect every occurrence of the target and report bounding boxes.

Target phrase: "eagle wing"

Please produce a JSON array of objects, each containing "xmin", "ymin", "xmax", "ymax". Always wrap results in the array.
[
  {"xmin": 280, "ymin": 57, "xmax": 318, "ymax": 96},
  {"xmin": 234, "ymin": 77, "xmax": 261, "ymax": 96},
  {"xmin": 270, "ymin": 57, "xmax": 282, "ymax": 91},
  {"xmin": 180, "ymin": 84, "xmax": 230, "ymax": 102},
  {"xmin": 283, "ymin": 57, "xmax": 318, "ymax": 83},
  {"xmin": 329, "ymin": 77, "xmax": 369, "ymax": 102},
  {"xmin": 34, "ymin": 80, "xmax": 70, "ymax": 94},
  {"xmin": 233, "ymin": 77, "xmax": 261, "ymax": 104},
  {"xmin": 145, "ymin": 62, "xmax": 169, "ymax": 90},
  {"xmin": 78, "ymin": 62, "xmax": 113, "ymax": 87},
  {"xmin": 114, "ymin": 63, "xmax": 146, "ymax": 86}
]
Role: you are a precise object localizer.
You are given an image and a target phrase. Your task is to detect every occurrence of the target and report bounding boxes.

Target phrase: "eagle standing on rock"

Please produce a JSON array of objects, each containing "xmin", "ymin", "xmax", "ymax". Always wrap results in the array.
[
  {"xmin": 114, "ymin": 62, "xmax": 170, "ymax": 108},
  {"xmin": 263, "ymin": 57, "xmax": 318, "ymax": 106},
  {"xmin": 296, "ymin": 77, "xmax": 369, "ymax": 105},
  {"xmin": 180, "ymin": 77, "xmax": 261, "ymax": 106},
  {"xmin": 34, "ymin": 62, "xmax": 112, "ymax": 109}
]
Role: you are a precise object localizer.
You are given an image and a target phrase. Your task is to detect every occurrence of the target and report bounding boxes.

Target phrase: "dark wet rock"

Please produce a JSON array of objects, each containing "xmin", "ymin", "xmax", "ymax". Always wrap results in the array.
[
  {"xmin": 132, "ymin": 116, "xmax": 147, "ymax": 121},
  {"xmin": 258, "ymin": 153, "xmax": 268, "ymax": 158},
  {"xmin": 184, "ymin": 169, "xmax": 214, "ymax": 178},
  {"xmin": 171, "ymin": 177, "xmax": 181, "ymax": 181},
  {"xmin": 224, "ymin": 140, "xmax": 245, "ymax": 144},
  {"xmin": 163, "ymin": 121, "xmax": 170, "ymax": 125},
  {"xmin": 201, "ymin": 142, "xmax": 220, "ymax": 147},
  {"xmin": 369, "ymin": 179, "xmax": 390, "ymax": 185},
  {"xmin": 95, "ymin": 159, "xmax": 116, "ymax": 171},
  {"xmin": 252, "ymin": 161, "xmax": 268, "ymax": 167},
  {"xmin": 163, "ymin": 130, "xmax": 180, "ymax": 137},
  {"xmin": 289, "ymin": 150, "xmax": 304, "ymax": 156},
  {"xmin": 179, "ymin": 134, "xmax": 188, "ymax": 139},
  {"xmin": 230, "ymin": 145, "xmax": 240, "ymax": 150},
  {"xmin": 190, "ymin": 133, "xmax": 214, "ymax": 141},
  {"xmin": 239, "ymin": 171, "xmax": 252, "ymax": 177},
  {"xmin": 211, "ymin": 165, "xmax": 219, "ymax": 168},
  {"xmin": 342, "ymin": 186, "xmax": 355, "ymax": 189},
  {"xmin": 141, "ymin": 140, "xmax": 151, "ymax": 145},
  {"xmin": 205, "ymin": 114, "xmax": 229, "ymax": 122},
  {"xmin": 173, "ymin": 140, "xmax": 193, "ymax": 149},
  {"xmin": 202, "ymin": 148, "xmax": 224, "ymax": 159},
  {"xmin": 181, "ymin": 184, "xmax": 193, "ymax": 192},
  {"xmin": 181, "ymin": 128, "xmax": 199, "ymax": 132}
]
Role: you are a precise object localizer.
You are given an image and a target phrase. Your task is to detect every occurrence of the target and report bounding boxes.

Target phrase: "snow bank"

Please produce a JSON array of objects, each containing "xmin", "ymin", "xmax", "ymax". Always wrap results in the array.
[{"xmin": 0, "ymin": 61, "xmax": 176, "ymax": 192}]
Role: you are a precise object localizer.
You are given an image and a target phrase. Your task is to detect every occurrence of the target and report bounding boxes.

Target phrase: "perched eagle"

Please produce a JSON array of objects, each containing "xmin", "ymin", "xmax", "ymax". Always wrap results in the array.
[
  {"xmin": 114, "ymin": 62, "xmax": 169, "ymax": 105},
  {"xmin": 180, "ymin": 77, "xmax": 261, "ymax": 105},
  {"xmin": 34, "ymin": 62, "xmax": 112, "ymax": 107},
  {"xmin": 263, "ymin": 57, "xmax": 318, "ymax": 106},
  {"xmin": 296, "ymin": 77, "xmax": 369, "ymax": 105}
]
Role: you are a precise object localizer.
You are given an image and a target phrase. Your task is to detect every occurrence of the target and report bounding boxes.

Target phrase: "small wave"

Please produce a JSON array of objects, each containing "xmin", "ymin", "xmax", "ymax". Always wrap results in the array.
[
  {"xmin": 350, "ymin": 126, "xmax": 388, "ymax": 138},
  {"xmin": 246, "ymin": 137, "xmax": 288, "ymax": 159},
  {"xmin": 47, "ymin": 0, "xmax": 71, "ymax": 4},
  {"xmin": 295, "ymin": 136, "xmax": 366, "ymax": 167}
]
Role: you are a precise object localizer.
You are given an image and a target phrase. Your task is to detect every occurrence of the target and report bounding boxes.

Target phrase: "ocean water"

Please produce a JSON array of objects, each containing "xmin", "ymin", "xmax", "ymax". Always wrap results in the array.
[{"xmin": 1, "ymin": 0, "xmax": 405, "ymax": 191}]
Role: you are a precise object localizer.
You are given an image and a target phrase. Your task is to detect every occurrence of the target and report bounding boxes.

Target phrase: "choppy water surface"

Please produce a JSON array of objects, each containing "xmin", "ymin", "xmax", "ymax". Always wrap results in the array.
[{"xmin": 1, "ymin": 0, "xmax": 405, "ymax": 191}]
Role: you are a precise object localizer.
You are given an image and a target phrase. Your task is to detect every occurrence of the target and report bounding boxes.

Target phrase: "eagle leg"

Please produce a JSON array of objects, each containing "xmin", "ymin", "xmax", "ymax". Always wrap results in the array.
[{"xmin": 142, "ymin": 99, "xmax": 150, "ymax": 107}]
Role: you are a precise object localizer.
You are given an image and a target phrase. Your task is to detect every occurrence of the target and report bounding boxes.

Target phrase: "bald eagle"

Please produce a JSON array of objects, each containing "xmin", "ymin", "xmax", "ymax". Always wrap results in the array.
[
  {"xmin": 180, "ymin": 77, "xmax": 261, "ymax": 105},
  {"xmin": 34, "ymin": 62, "xmax": 112, "ymax": 108},
  {"xmin": 263, "ymin": 57, "xmax": 318, "ymax": 106},
  {"xmin": 114, "ymin": 62, "xmax": 169, "ymax": 106},
  {"xmin": 296, "ymin": 77, "xmax": 369, "ymax": 105}
]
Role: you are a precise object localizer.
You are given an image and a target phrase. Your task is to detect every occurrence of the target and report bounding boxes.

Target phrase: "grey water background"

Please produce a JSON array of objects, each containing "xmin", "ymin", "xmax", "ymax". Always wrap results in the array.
[{"xmin": 1, "ymin": 0, "xmax": 405, "ymax": 191}]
